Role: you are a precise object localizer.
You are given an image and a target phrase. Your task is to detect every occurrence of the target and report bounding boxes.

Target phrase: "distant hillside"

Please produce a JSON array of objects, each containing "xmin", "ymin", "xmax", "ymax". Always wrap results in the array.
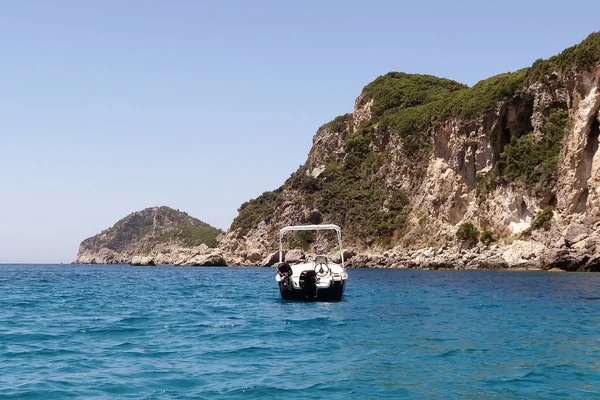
[{"xmin": 75, "ymin": 206, "xmax": 226, "ymax": 266}]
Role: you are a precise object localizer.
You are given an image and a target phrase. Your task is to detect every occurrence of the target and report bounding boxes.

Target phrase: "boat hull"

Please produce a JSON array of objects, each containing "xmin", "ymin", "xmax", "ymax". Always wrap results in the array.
[{"xmin": 279, "ymin": 280, "xmax": 345, "ymax": 302}]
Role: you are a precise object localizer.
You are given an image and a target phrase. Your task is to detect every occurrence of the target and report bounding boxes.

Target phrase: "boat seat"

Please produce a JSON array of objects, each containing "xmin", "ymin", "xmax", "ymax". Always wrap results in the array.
[{"xmin": 314, "ymin": 255, "xmax": 329, "ymax": 265}]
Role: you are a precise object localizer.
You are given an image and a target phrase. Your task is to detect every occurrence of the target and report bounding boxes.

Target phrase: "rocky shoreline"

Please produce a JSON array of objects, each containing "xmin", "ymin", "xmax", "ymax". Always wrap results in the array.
[
  {"xmin": 342, "ymin": 239, "xmax": 598, "ymax": 272},
  {"xmin": 76, "ymin": 229, "xmax": 600, "ymax": 272},
  {"xmin": 211, "ymin": 218, "xmax": 600, "ymax": 272},
  {"xmin": 74, "ymin": 212, "xmax": 600, "ymax": 272},
  {"xmin": 75, "ymin": 243, "xmax": 228, "ymax": 267}
]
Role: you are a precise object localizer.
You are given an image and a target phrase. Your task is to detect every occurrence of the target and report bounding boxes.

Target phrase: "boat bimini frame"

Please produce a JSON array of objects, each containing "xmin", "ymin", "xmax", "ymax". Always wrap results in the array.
[{"xmin": 279, "ymin": 224, "xmax": 345, "ymax": 268}]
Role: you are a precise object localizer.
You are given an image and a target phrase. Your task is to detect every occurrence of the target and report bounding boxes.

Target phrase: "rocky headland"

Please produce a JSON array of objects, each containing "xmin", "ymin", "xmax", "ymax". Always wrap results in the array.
[
  {"xmin": 75, "ymin": 206, "xmax": 226, "ymax": 266},
  {"xmin": 78, "ymin": 33, "xmax": 600, "ymax": 272},
  {"xmin": 218, "ymin": 32, "xmax": 600, "ymax": 272}
]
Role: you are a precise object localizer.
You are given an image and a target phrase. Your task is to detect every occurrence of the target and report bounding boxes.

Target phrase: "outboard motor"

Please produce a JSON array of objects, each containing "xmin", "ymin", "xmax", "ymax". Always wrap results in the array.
[{"xmin": 299, "ymin": 270, "xmax": 317, "ymax": 300}]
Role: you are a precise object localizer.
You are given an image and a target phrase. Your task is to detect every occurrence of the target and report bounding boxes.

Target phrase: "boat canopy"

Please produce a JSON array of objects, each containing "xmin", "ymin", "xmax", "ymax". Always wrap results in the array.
[
  {"xmin": 279, "ymin": 224, "xmax": 341, "ymax": 234},
  {"xmin": 279, "ymin": 224, "xmax": 345, "ymax": 268}
]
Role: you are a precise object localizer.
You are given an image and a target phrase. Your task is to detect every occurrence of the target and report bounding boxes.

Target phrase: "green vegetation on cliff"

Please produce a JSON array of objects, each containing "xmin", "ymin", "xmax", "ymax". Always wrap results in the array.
[
  {"xmin": 367, "ymin": 32, "xmax": 599, "ymax": 163},
  {"xmin": 358, "ymin": 72, "xmax": 467, "ymax": 118},
  {"xmin": 522, "ymin": 207, "xmax": 554, "ymax": 236},
  {"xmin": 308, "ymin": 166, "xmax": 409, "ymax": 247},
  {"xmin": 285, "ymin": 117, "xmax": 411, "ymax": 247},
  {"xmin": 480, "ymin": 230, "xmax": 497, "ymax": 245},
  {"xmin": 172, "ymin": 225, "xmax": 221, "ymax": 248},
  {"xmin": 496, "ymin": 109, "xmax": 570, "ymax": 192},
  {"xmin": 232, "ymin": 159, "xmax": 410, "ymax": 247},
  {"xmin": 456, "ymin": 222, "xmax": 480, "ymax": 243},
  {"xmin": 322, "ymin": 66, "xmax": 534, "ymax": 167},
  {"xmin": 381, "ymin": 69, "xmax": 528, "ymax": 124},
  {"xmin": 442, "ymin": 69, "xmax": 528, "ymax": 121},
  {"xmin": 476, "ymin": 108, "xmax": 571, "ymax": 199},
  {"xmin": 368, "ymin": 69, "xmax": 530, "ymax": 163},
  {"xmin": 231, "ymin": 190, "xmax": 282, "ymax": 236},
  {"xmin": 230, "ymin": 32, "xmax": 600, "ymax": 250},
  {"xmin": 320, "ymin": 113, "xmax": 351, "ymax": 131},
  {"xmin": 528, "ymin": 32, "xmax": 600, "ymax": 82},
  {"xmin": 83, "ymin": 206, "xmax": 221, "ymax": 251}
]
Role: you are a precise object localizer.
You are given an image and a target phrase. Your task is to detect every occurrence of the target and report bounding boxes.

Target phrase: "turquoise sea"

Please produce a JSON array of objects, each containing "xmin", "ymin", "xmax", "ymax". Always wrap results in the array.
[{"xmin": 1, "ymin": 264, "xmax": 599, "ymax": 399}]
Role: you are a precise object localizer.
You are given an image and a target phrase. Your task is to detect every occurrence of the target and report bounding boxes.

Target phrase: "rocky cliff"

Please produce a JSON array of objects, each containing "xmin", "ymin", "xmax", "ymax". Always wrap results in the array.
[
  {"xmin": 75, "ymin": 206, "xmax": 226, "ymax": 266},
  {"xmin": 220, "ymin": 32, "xmax": 600, "ymax": 271}
]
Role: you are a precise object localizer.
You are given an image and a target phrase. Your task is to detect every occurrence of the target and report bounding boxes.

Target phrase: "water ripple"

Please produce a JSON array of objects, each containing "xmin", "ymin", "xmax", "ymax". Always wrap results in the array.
[{"xmin": 1, "ymin": 265, "xmax": 600, "ymax": 398}]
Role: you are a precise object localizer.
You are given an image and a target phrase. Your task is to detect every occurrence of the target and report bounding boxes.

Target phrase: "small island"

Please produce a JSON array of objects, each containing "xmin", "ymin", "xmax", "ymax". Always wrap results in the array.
[{"xmin": 75, "ymin": 206, "xmax": 226, "ymax": 266}]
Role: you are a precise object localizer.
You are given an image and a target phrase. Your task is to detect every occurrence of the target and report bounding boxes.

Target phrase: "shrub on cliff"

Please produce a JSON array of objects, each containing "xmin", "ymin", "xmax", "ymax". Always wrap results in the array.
[
  {"xmin": 456, "ymin": 222, "xmax": 480, "ymax": 244},
  {"xmin": 288, "ymin": 168, "xmax": 322, "ymax": 193},
  {"xmin": 480, "ymin": 230, "xmax": 497, "ymax": 245},
  {"xmin": 320, "ymin": 113, "xmax": 351, "ymax": 132},
  {"xmin": 475, "ymin": 172, "xmax": 492, "ymax": 204},
  {"xmin": 521, "ymin": 207, "xmax": 554, "ymax": 237},
  {"xmin": 532, "ymin": 207, "xmax": 554, "ymax": 230},
  {"xmin": 315, "ymin": 161, "xmax": 410, "ymax": 247}
]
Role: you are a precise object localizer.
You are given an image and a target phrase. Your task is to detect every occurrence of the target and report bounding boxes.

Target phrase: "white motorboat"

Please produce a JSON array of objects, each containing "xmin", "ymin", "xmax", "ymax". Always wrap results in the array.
[{"xmin": 275, "ymin": 224, "xmax": 348, "ymax": 301}]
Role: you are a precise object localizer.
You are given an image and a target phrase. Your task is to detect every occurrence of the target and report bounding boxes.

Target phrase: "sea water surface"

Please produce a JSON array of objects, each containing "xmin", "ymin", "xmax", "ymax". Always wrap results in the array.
[{"xmin": 1, "ymin": 264, "xmax": 600, "ymax": 399}]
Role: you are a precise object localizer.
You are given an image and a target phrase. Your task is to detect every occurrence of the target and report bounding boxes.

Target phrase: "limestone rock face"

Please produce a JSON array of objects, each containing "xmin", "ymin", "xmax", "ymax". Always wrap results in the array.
[
  {"xmin": 284, "ymin": 249, "xmax": 306, "ymax": 264},
  {"xmin": 130, "ymin": 256, "xmax": 155, "ymax": 266},
  {"xmin": 220, "ymin": 34, "xmax": 600, "ymax": 271},
  {"xmin": 501, "ymin": 240, "xmax": 546, "ymax": 265},
  {"xmin": 218, "ymin": 222, "xmax": 273, "ymax": 266},
  {"xmin": 263, "ymin": 251, "xmax": 284, "ymax": 267},
  {"xmin": 75, "ymin": 207, "xmax": 225, "ymax": 266}
]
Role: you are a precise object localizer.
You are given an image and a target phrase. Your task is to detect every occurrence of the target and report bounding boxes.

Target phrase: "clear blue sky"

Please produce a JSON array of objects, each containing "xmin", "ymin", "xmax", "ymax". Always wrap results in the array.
[{"xmin": 0, "ymin": 0, "xmax": 597, "ymax": 263}]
